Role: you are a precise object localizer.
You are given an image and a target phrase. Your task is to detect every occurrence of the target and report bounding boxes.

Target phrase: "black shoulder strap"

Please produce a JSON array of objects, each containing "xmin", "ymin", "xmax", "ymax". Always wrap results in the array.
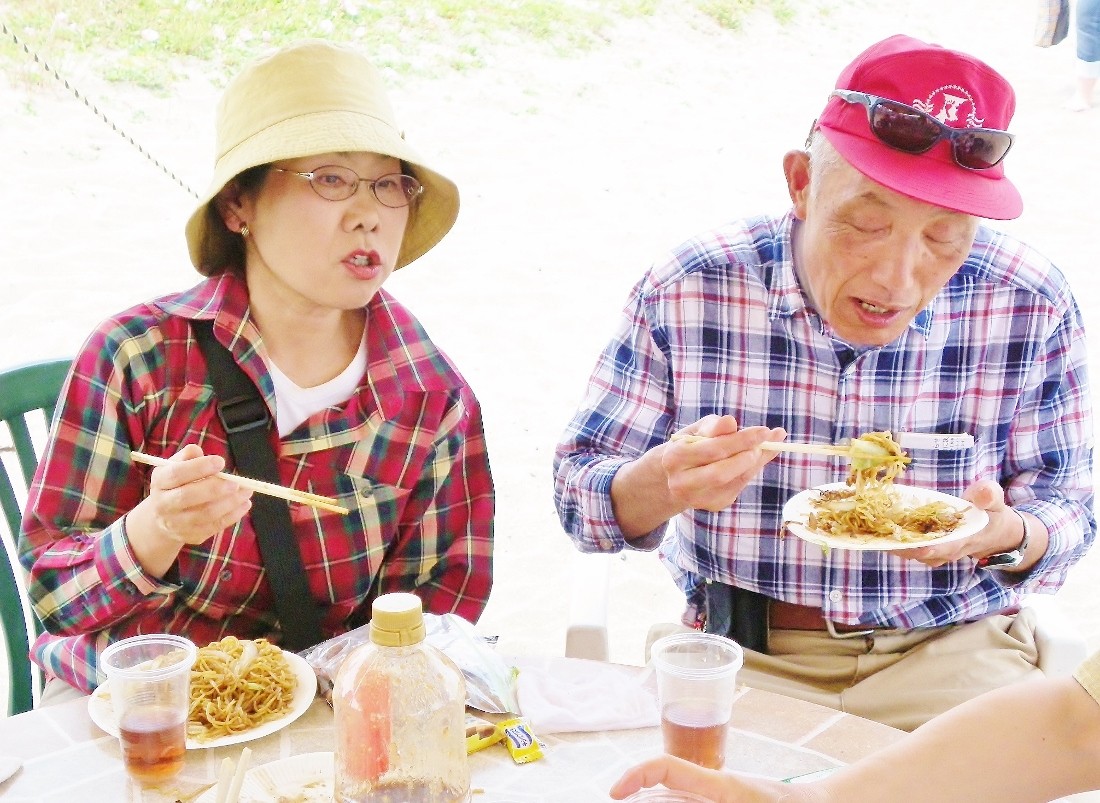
[{"xmin": 190, "ymin": 319, "xmax": 324, "ymax": 651}]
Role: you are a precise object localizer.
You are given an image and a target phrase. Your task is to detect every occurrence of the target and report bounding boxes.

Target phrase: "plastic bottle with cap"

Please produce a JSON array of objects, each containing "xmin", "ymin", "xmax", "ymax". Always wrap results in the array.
[{"xmin": 333, "ymin": 592, "xmax": 470, "ymax": 803}]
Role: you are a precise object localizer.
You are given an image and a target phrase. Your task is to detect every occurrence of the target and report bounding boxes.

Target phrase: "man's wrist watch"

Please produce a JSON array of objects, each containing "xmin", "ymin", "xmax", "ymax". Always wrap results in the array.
[{"xmin": 978, "ymin": 508, "xmax": 1031, "ymax": 569}]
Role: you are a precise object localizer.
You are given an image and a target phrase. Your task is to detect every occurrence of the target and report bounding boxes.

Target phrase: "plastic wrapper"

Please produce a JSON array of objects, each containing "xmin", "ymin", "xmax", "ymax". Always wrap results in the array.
[
  {"xmin": 465, "ymin": 713, "xmax": 503, "ymax": 755},
  {"xmin": 301, "ymin": 612, "xmax": 520, "ymax": 714}
]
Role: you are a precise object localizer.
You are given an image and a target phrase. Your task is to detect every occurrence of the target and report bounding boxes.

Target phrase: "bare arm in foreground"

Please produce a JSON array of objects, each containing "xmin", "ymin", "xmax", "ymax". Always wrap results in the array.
[{"xmin": 611, "ymin": 674, "xmax": 1100, "ymax": 803}]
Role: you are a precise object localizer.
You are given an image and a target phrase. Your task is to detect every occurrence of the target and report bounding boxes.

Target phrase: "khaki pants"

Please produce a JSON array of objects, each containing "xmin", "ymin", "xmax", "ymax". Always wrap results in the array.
[
  {"xmin": 738, "ymin": 608, "xmax": 1041, "ymax": 731},
  {"xmin": 39, "ymin": 677, "xmax": 86, "ymax": 707}
]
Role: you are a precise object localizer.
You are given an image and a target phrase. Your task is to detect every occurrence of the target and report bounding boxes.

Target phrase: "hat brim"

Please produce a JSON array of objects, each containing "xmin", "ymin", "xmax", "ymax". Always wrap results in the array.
[
  {"xmin": 819, "ymin": 124, "xmax": 1023, "ymax": 220},
  {"xmin": 185, "ymin": 109, "xmax": 459, "ymax": 271}
]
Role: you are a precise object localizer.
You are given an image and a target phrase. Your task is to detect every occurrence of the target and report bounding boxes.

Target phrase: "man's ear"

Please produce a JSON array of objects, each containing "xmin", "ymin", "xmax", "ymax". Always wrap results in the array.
[{"xmin": 783, "ymin": 150, "xmax": 812, "ymax": 221}]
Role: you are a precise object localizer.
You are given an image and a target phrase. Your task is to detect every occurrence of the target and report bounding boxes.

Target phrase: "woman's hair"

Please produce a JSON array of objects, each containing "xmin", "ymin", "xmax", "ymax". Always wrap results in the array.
[
  {"xmin": 198, "ymin": 164, "xmax": 271, "ymax": 278},
  {"xmin": 400, "ymin": 160, "xmax": 420, "ymax": 247}
]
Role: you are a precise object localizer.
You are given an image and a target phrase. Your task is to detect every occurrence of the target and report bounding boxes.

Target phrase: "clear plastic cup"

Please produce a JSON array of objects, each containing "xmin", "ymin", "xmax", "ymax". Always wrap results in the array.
[
  {"xmin": 99, "ymin": 634, "xmax": 197, "ymax": 786},
  {"xmin": 650, "ymin": 632, "xmax": 743, "ymax": 770}
]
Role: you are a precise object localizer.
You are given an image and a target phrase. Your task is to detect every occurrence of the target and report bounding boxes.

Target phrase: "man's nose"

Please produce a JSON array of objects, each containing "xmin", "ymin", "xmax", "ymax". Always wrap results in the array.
[{"xmin": 868, "ymin": 235, "xmax": 922, "ymax": 291}]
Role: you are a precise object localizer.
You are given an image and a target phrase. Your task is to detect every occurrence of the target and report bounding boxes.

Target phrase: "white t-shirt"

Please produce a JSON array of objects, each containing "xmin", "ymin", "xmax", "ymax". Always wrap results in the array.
[{"xmin": 267, "ymin": 335, "xmax": 367, "ymax": 437}]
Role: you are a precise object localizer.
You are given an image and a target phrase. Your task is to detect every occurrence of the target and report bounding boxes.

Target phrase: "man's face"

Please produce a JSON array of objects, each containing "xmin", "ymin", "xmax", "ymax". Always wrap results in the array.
[{"xmin": 786, "ymin": 151, "xmax": 978, "ymax": 347}]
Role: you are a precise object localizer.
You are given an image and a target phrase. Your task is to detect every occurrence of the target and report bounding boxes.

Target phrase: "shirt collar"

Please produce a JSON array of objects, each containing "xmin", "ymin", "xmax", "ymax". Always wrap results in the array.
[{"xmin": 154, "ymin": 273, "xmax": 467, "ymax": 422}]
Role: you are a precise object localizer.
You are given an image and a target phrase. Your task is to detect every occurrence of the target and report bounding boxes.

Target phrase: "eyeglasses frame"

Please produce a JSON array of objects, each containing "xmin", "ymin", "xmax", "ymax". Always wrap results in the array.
[{"xmin": 271, "ymin": 166, "xmax": 424, "ymax": 207}]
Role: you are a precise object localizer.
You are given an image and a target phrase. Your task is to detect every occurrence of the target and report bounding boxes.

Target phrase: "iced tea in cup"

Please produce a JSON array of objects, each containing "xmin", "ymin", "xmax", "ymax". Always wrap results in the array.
[
  {"xmin": 650, "ymin": 632, "xmax": 743, "ymax": 770},
  {"xmin": 99, "ymin": 634, "xmax": 197, "ymax": 786}
]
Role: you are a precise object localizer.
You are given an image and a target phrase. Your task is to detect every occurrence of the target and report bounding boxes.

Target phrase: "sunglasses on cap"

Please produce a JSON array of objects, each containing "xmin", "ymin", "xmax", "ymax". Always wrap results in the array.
[{"xmin": 830, "ymin": 89, "xmax": 1015, "ymax": 171}]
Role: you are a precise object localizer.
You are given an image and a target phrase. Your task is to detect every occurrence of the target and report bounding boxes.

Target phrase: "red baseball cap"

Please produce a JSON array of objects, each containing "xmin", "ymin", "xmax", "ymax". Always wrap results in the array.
[{"xmin": 816, "ymin": 34, "xmax": 1022, "ymax": 220}]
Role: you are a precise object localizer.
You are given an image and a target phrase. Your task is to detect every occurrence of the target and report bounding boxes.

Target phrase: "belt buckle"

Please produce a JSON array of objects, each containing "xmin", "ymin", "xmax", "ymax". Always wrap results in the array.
[{"xmin": 825, "ymin": 619, "xmax": 875, "ymax": 639}]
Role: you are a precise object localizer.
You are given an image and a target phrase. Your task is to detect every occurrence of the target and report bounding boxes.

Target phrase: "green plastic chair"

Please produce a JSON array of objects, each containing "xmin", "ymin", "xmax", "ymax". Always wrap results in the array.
[{"xmin": 0, "ymin": 358, "xmax": 70, "ymax": 716}]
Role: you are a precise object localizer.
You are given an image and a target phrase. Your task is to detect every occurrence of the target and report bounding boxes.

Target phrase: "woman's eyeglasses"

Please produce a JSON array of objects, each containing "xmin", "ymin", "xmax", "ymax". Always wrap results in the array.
[
  {"xmin": 273, "ymin": 166, "xmax": 423, "ymax": 206},
  {"xmin": 830, "ymin": 89, "xmax": 1015, "ymax": 171}
]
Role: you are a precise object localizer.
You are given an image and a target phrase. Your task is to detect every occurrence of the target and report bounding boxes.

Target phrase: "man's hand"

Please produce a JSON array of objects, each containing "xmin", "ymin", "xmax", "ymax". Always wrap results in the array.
[
  {"xmin": 125, "ymin": 443, "xmax": 254, "ymax": 577},
  {"xmin": 891, "ymin": 479, "xmax": 1040, "ymax": 570},
  {"xmin": 611, "ymin": 415, "xmax": 785, "ymax": 540},
  {"xmin": 663, "ymin": 415, "xmax": 786, "ymax": 512}
]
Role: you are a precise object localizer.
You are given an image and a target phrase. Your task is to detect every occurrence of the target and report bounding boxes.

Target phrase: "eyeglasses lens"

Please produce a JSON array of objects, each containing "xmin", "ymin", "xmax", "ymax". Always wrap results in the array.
[
  {"xmin": 869, "ymin": 101, "xmax": 942, "ymax": 154},
  {"xmin": 373, "ymin": 175, "xmax": 421, "ymax": 208},
  {"xmin": 952, "ymin": 131, "xmax": 1011, "ymax": 170}
]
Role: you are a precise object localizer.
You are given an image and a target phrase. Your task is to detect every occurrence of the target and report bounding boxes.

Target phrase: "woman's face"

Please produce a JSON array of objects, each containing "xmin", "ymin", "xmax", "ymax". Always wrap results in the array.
[{"xmin": 223, "ymin": 151, "xmax": 411, "ymax": 313}]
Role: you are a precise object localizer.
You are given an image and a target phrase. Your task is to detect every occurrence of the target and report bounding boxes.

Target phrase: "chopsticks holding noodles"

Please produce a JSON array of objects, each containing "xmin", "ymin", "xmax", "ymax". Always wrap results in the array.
[{"xmin": 130, "ymin": 451, "xmax": 350, "ymax": 515}]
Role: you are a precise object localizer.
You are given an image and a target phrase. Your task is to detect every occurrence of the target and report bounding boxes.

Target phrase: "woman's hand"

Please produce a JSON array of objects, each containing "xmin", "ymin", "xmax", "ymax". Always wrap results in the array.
[
  {"xmin": 609, "ymin": 754, "xmax": 816, "ymax": 802},
  {"xmin": 125, "ymin": 444, "xmax": 253, "ymax": 577}
]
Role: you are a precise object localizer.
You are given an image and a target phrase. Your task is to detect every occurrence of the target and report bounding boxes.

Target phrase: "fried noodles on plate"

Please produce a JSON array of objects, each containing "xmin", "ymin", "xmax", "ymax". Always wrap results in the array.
[{"xmin": 188, "ymin": 636, "xmax": 297, "ymax": 742}]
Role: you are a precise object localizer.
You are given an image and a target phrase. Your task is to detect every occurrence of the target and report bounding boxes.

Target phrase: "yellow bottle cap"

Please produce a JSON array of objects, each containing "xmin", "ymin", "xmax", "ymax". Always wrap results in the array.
[{"xmin": 369, "ymin": 592, "xmax": 427, "ymax": 647}]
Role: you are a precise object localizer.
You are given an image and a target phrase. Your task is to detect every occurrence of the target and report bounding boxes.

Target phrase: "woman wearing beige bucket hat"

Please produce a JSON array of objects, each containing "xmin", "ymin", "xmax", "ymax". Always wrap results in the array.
[{"xmin": 19, "ymin": 40, "xmax": 494, "ymax": 697}]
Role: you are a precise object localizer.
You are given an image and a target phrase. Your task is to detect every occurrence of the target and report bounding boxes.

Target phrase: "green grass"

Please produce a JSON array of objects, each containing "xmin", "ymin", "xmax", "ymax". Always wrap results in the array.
[{"xmin": 0, "ymin": 0, "xmax": 796, "ymax": 90}]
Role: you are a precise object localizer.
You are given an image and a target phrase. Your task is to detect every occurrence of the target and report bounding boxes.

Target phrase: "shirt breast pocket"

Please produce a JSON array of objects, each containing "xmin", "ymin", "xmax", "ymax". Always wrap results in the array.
[
  {"xmin": 901, "ymin": 445, "xmax": 976, "ymax": 499},
  {"xmin": 287, "ymin": 445, "xmax": 419, "ymax": 610}
]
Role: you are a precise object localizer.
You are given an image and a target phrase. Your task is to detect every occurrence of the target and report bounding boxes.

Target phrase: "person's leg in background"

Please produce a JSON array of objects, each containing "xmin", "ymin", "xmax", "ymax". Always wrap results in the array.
[{"xmin": 1069, "ymin": 0, "xmax": 1100, "ymax": 109}]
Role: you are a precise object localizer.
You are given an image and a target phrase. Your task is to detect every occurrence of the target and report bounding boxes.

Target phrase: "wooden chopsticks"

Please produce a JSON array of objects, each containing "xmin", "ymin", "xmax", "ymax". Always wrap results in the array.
[
  {"xmin": 214, "ymin": 746, "xmax": 252, "ymax": 803},
  {"xmin": 130, "ymin": 451, "xmax": 350, "ymax": 515},
  {"xmin": 669, "ymin": 432, "xmax": 853, "ymax": 458}
]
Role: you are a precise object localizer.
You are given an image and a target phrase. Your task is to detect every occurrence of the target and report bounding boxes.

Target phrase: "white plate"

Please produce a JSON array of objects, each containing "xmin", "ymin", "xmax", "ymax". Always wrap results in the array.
[
  {"xmin": 89, "ymin": 648, "xmax": 318, "ymax": 749},
  {"xmin": 782, "ymin": 482, "xmax": 988, "ymax": 551},
  {"xmin": 194, "ymin": 752, "xmax": 333, "ymax": 803}
]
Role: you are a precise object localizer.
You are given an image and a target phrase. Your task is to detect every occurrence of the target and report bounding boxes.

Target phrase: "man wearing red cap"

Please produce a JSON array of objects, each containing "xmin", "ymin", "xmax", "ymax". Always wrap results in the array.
[{"xmin": 554, "ymin": 34, "xmax": 1094, "ymax": 730}]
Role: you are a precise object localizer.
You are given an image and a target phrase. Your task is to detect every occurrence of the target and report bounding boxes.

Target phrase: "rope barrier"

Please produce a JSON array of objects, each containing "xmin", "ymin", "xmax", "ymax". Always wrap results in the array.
[{"xmin": 2, "ymin": 18, "xmax": 200, "ymax": 199}]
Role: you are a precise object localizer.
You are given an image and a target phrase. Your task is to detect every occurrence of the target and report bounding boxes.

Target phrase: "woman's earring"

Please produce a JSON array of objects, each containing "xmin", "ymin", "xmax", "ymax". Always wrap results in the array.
[{"xmin": 239, "ymin": 224, "xmax": 250, "ymax": 237}]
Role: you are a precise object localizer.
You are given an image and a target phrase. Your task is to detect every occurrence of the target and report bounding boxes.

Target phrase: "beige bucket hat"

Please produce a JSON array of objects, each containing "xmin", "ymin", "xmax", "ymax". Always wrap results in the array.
[{"xmin": 184, "ymin": 40, "xmax": 459, "ymax": 273}]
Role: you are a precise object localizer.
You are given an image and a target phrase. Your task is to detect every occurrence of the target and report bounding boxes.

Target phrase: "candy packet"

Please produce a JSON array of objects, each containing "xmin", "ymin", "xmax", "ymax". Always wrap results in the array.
[{"xmin": 496, "ymin": 717, "xmax": 544, "ymax": 764}]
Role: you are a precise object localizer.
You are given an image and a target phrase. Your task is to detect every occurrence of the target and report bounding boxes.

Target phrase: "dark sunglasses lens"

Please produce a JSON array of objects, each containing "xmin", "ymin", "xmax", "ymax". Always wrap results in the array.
[
  {"xmin": 869, "ymin": 101, "xmax": 942, "ymax": 153},
  {"xmin": 952, "ymin": 131, "xmax": 1012, "ymax": 170}
]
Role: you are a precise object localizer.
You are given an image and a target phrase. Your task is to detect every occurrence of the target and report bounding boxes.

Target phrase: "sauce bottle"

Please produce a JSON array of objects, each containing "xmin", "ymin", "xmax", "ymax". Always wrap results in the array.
[{"xmin": 334, "ymin": 592, "xmax": 470, "ymax": 803}]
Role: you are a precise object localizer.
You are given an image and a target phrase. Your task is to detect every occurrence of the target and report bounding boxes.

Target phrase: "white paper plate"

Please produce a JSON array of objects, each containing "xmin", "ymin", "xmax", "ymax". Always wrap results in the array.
[
  {"xmin": 89, "ymin": 648, "xmax": 317, "ymax": 749},
  {"xmin": 194, "ymin": 752, "xmax": 333, "ymax": 803},
  {"xmin": 782, "ymin": 482, "xmax": 988, "ymax": 551}
]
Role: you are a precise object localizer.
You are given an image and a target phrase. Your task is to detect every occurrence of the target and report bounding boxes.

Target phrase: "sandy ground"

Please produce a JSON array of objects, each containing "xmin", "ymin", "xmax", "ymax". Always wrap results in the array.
[{"xmin": 3, "ymin": 0, "xmax": 1099, "ymax": 679}]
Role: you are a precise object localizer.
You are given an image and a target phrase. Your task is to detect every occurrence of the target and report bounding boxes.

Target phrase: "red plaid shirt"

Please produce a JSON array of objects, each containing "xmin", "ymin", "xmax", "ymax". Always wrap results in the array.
[{"xmin": 20, "ymin": 274, "xmax": 494, "ymax": 692}]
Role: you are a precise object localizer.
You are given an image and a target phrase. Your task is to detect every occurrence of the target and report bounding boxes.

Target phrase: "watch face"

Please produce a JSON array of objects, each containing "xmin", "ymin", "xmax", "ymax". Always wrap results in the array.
[{"xmin": 979, "ymin": 550, "xmax": 1024, "ymax": 569}]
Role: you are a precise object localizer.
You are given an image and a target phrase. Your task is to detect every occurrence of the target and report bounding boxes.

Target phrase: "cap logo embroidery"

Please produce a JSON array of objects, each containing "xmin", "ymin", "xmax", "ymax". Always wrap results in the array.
[{"xmin": 913, "ymin": 85, "xmax": 984, "ymax": 129}]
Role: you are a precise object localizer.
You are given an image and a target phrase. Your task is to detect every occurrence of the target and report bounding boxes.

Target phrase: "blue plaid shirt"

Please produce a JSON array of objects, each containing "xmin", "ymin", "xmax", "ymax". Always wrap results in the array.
[{"xmin": 554, "ymin": 212, "xmax": 1095, "ymax": 629}]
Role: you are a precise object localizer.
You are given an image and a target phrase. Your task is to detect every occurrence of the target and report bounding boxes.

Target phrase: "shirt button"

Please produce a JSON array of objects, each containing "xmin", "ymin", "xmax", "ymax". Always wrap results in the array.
[
  {"xmin": 828, "ymin": 589, "xmax": 843, "ymax": 603},
  {"xmin": 220, "ymin": 569, "xmax": 233, "ymax": 581}
]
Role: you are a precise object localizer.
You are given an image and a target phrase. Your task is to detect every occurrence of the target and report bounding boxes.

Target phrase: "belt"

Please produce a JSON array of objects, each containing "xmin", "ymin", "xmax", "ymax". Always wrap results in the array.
[
  {"xmin": 768, "ymin": 600, "xmax": 1022, "ymax": 639},
  {"xmin": 769, "ymin": 600, "xmax": 886, "ymax": 637}
]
